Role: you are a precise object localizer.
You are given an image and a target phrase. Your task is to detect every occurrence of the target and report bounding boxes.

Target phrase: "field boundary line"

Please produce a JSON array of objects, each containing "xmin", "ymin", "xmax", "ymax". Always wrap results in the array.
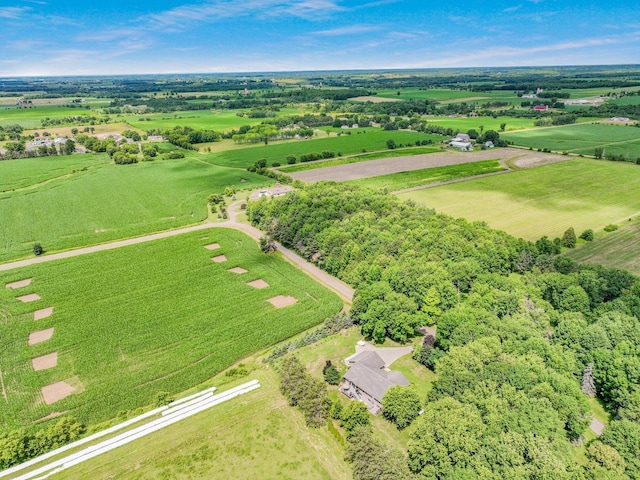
[{"xmin": 0, "ymin": 369, "xmax": 7, "ymax": 403}]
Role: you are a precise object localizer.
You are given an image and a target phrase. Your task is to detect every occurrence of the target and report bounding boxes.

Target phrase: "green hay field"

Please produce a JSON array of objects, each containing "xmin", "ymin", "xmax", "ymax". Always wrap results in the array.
[
  {"xmin": 397, "ymin": 158, "xmax": 640, "ymax": 241},
  {"xmin": 0, "ymin": 154, "xmax": 268, "ymax": 262},
  {"xmin": 565, "ymin": 219, "xmax": 640, "ymax": 275},
  {"xmin": 345, "ymin": 160, "xmax": 506, "ymax": 191},
  {"xmin": 0, "ymin": 228, "xmax": 342, "ymax": 427},
  {"xmin": 0, "ymin": 106, "xmax": 98, "ymax": 129},
  {"xmin": 502, "ymin": 123, "xmax": 640, "ymax": 158},
  {"xmin": 205, "ymin": 129, "xmax": 432, "ymax": 168}
]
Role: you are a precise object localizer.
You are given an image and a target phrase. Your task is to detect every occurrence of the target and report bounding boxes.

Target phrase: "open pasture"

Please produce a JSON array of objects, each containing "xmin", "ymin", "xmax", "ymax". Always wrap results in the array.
[
  {"xmin": 397, "ymin": 158, "xmax": 640, "ymax": 241},
  {"xmin": 374, "ymin": 88, "xmax": 522, "ymax": 105},
  {"xmin": 345, "ymin": 160, "xmax": 506, "ymax": 191},
  {"xmin": 0, "ymin": 105, "xmax": 97, "ymax": 129},
  {"xmin": 0, "ymin": 154, "xmax": 267, "ymax": 262},
  {"xmin": 119, "ymin": 109, "xmax": 265, "ymax": 132},
  {"xmin": 0, "ymin": 228, "xmax": 342, "ymax": 427},
  {"xmin": 565, "ymin": 219, "xmax": 640, "ymax": 275},
  {"xmin": 502, "ymin": 123, "xmax": 640, "ymax": 158},
  {"xmin": 424, "ymin": 115, "xmax": 535, "ymax": 132},
  {"xmin": 205, "ymin": 129, "xmax": 431, "ymax": 168}
]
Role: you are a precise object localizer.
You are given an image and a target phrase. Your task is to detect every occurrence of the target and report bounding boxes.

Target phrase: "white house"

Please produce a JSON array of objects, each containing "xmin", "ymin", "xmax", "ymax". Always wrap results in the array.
[{"xmin": 450, "ymin": 141, "xmax": 473, "ymax": 151}]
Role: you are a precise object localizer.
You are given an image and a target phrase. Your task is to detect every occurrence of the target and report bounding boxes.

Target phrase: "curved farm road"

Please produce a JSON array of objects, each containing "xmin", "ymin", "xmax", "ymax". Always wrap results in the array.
[{"xmin": 0, "ymin": 201, "xmax": 354, "ymax": 303}]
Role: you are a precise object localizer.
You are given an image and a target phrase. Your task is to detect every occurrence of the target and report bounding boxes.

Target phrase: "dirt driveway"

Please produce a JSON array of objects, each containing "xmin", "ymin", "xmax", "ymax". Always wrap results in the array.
[{"xmin": 287, "ymin": 147, "xmax": 569, "ymax": 183}]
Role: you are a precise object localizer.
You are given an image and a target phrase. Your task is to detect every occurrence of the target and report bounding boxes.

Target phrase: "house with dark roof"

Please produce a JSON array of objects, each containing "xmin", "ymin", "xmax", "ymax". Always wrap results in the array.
[{"xmin": 341, "ymin": 351, "xmax": 410, "ymax": 414}]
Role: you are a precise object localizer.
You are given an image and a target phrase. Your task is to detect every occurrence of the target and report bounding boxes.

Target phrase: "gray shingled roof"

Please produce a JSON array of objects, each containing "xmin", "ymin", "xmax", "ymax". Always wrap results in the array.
[{"xmin": 344, "ymin": 352, "xmax": 410, "ymax": 403}]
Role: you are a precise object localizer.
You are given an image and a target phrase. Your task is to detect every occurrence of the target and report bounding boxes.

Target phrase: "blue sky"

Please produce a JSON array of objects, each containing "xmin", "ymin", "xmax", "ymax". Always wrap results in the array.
[{"xmin": 1, "ymin": 0, "xmax": 639, "ymax": 76}]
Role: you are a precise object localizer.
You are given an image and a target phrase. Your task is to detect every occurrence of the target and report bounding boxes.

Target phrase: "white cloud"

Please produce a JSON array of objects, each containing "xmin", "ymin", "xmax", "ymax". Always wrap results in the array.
[
  {"xmin": 0, "ymin": 6, "xmax": 31, "ymax": 19},
  {"xmin": 314, "ymin": 25, "xmax": 379, "ymax": 36}
]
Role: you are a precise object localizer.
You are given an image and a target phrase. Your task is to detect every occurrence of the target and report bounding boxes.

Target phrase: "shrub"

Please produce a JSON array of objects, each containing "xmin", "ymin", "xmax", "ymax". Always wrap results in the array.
[
  {"xmin": 604, "ymin": 224, "xmax": 619, "ymax": 232},
  {"xmin": 323, "ymin": 362, "xmax": 342, "ymax": 385},
  {"xmin": 580, "ymin": 229, "xmax": 595, "ymax": 241},
  {"xmin": 33, "ymin": 243, "xmax": 44, "ymax": 256},
  {"xmin": 561, "ymin": 227, "xmax": 577, "ymax": 248},
  {"xmin": 286, "ymin": 155, "xmax": 296, "ymax": 164}
]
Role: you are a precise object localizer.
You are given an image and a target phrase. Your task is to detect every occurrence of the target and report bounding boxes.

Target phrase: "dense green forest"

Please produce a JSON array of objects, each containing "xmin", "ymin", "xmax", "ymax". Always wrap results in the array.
[{"xmin": 248, "ymin": 183, "xmax": 640, "ymax": 479}]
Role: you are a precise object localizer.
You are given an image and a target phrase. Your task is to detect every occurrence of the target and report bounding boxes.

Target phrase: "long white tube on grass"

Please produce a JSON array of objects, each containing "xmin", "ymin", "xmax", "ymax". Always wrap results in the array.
[{"xmin": 10, "ymin": 381, "xmax": 260, "ymax": 480}]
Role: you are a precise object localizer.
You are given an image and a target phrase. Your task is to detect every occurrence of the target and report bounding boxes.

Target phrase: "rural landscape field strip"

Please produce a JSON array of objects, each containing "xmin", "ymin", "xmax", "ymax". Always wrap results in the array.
[
  {"xmin": 0, "ymin": 228, "xmax": 341, "ymax": 427},
  {"xmin": 0, "ymin": 155, "xmax": 267, "ymax": 263},
  {"xmin": 287, "ymin": 147, "xmax": 553, "ymax": 183},
  {"xmin": 397, "ymin": 158, "xmax": 640, "ymax": 240},
  {"xmin": 345, "ymin": 160, "xmax": 506, "ymax": 191},
  {"xmin": 4, "ymin": 381, "xmax": 260, "ymax": 480}
]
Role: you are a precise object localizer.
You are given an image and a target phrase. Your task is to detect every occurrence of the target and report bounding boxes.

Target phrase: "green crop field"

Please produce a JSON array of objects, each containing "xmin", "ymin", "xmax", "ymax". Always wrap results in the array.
[
  {"xmin": 0, "ymin": 155, "xmax": 111, "ymax": 192},
  {"xmin": 374, "ymin": 88, "xmax": 523, "ymax": 105},
  {"xmin": 424, "ymin": 115, "xmax": 536, "ymax": 132},
  {"xmin": 277, "ymin": 146, "xmax": 442, "ymax": 173},
  {"xmin": 0, "ymin": 228, "xmax": 342, "ymax": 427},
  {"xmin": 0, "ymin": 154, "xmax": 268, "ymax": 262},
  {"xmin": 205, "ymin": 129, "xmax": 432, "ymax": 168},
  {"xmin": 502, "ymin": 123, "xmax": 640, "ymax": 158},
  {"xmin": 0, "ymin": 106, "xmax": 97, "ymax": 129},
  {"xmin": 565, "ymin": 219, "xmax": 640, "ymax": 275},
  {"xmin": 345, "ymin": 160, "xmax": 506, "ymax": 191},
  {"xmin": 397, "ymin": 158, "xmax": 640, "ymax": 241}
]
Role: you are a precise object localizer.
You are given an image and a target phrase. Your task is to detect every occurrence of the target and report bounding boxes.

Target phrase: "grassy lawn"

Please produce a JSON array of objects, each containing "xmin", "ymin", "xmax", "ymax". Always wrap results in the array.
[
  {"xmin": 397, "ymin": 158, "xmax": 640, "ymax": 241},
  {"xmin": 206, "ymin": 129, "xmax": 433, "ymax": 168},
  {"xmin": 0, "ymin": 155, "xmax": 269, "ymax": 262},
  {"xmin": 346, "ymin": 160, "xmax": 506, "ymax": 191},
  {"xmin": 40, "ymin": 368, "xmax": 351, "ymax": 480},
  {"xmin": 503, "ymin": 123, "xmax": 640, "ymax": 158},
  {"xmin": 0, "ymin": 228, "xmax": 342, "ymax": 427},
  {"xmin": 565, "ymin": 218, "xmax": 640, "ymax": 275},
  {"xmin": 277, "ymin": 146, "xmax": 442, "ymax": 173}
]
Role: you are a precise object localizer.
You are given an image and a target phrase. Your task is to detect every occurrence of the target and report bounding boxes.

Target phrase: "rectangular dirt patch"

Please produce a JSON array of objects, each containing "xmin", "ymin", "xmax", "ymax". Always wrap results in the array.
[
  {"xmin": 34, "ymin": 307, "xmax": 54, "ymax": 321},
  {"xmin": 211, "ymin": 255, "xmax": 227, "ymax": 263},
  {"xmin": 247, "ymin": 279, "xmax": 270, "ymax": 289},
  {"xmin": 5, "ymin": 278, "xmax": 32, "ymax": 289},
  {"xmin": 41, "ymin": 381, "xmax": 76, "ymax": 405},
  {"xmin": 32, "ymin": 352, "xmax": 58, "ymax": 371},
  {"xmin": 204, "ymin": 243, "xmax": 221, "ymax": 250},
  {"xmin": 267, "ymin": 295, "xmax": 298, "ymax": 308},
  {"xmin": 28, "ymin": 328, "xmax": 54, "ymax": 346},
  {"xmin": 228, "ymin": 267, "xmax": 248, "ymax": 274},
  {"xmin": 17, "ymin": 293, "xmax": 41, "ymax": 303}
]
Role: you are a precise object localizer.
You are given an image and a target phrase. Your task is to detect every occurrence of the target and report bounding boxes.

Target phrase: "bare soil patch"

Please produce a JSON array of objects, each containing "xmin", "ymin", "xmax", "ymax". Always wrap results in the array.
[
  {"xmin": 28, "ymin": 327, "xmax": 54, "ymax": 346},
  {"xmin": 267, "ymin": 295, "xmax": 298, "ymax": 308},
  {"xmin": 228, "ymin": 267, "xmax": 248, "ymax": 274},
  {"xmin": 349, "ymin": 96, "xmax": 400, "ymax": 103},
  {"xmin": 211, "ymin": 255, "xmax": 227, "ymax": 263},
  {"xmin": 289, "ymin": 147, "xmax": 569, "ymax": 183},
  {"xmin": 41, "ymin": 381, "xmax": 76, "ymax": 405},
  {"xmin": 5, "ymin": 278, "xmax": 32, "ymax": 289},
  {"xmin": 247, "ymin": 279, "xmax": 269, "ymax": 289},
  {"xmin": 32, "ymin": 352, "xmax": 58, "ymax": 371},
  {"xmin": 204, "ymin": 243, "xmax": 221, "ymax": 250},
  {"xmin": 17, "ymin": 293, "xmax": 41, "ymax": 303},
  {"xmin": 34, "ymin": 307, "xmax": 54, "ymax": 321}
]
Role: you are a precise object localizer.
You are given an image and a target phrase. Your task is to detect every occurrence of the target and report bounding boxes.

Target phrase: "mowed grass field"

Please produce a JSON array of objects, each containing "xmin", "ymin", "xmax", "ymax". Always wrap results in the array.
[
  {"xmin": 503, "ymin": 123, "xmax": 640, "ymax": 158},
  {"xmin": 0, "ymin": 228, "xmax": 342, "ymax": 427},
  {"xmin": 48, "ymin": 369, "xmax": 351, "ymax": 480},
  {"xmin": 565, "ymin": 219, "xmax": 640, "ymax": 275},
  {"xmin": 0, "ymin": 154, "xmax": 268, "ymax": 262},
  {"xmin": 345, "ymin": 160, "xmax": 506, "ymax": 191},
  {"xmin": 205, "ymin": 129, "xmax": 434, "ymax": 168},
  {"xmin": 397, "ymin": 158, "xmax": 640, "ymax": 241}
]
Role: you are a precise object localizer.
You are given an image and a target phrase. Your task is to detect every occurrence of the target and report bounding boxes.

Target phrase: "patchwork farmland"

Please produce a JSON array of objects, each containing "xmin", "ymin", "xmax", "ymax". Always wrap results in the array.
[{"xmin": 0, "ymin": 229, "xmax": 341, "ymax": 427}]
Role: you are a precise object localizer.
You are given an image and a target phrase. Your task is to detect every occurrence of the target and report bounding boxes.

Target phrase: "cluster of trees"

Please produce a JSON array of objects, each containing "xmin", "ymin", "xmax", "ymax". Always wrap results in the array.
[
  {"xmin": 0, "ymin": 417, "xmax": 85, "ymax": 469},
  {"xmin": 534, "ymin": 114, "xmax": 577, "ymax": 126},
  {"xmin": 0, "ymin": 124, "xmax": 23, "ymax": 141},
  {"xmin": 147, "ymin": 126, "xmax": 220, "ymax": 149},
  {"xmin": 40, "ymin": 115, "xmax": 105, "ymax": 127},
  {"xmin": 299, "ymin": 151, "xmax": 336, "ymax": 163},
  {"xmin": 278, "ymin": 355, "xmax": 329, "ymax": 427},
  {"xmin": 249, "ymin": 182, "xmax": 640, "ymax": 478}
]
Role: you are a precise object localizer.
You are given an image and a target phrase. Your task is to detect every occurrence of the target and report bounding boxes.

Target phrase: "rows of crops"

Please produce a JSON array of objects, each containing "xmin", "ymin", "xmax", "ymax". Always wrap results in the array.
[
  {"xmin": 0, "ymin": 228, "xmax": 342, "ymax": 426},
  {"xmin": 0, "ymin": 154, "xmax": 267, "ymax": 262}
]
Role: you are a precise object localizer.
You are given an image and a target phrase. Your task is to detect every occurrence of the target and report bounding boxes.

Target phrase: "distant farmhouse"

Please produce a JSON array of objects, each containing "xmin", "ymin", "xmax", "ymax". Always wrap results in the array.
[
  {"xmin": 534, "ymin": 105, "xmax": 549, "ymax": 111},
  {"xmin": 449, "ymin": 132, "xmax": 473, "ymax": 151},
  {"xmin": 341, "ymin": 350, "xmax": 410, "ymax": 414}
]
